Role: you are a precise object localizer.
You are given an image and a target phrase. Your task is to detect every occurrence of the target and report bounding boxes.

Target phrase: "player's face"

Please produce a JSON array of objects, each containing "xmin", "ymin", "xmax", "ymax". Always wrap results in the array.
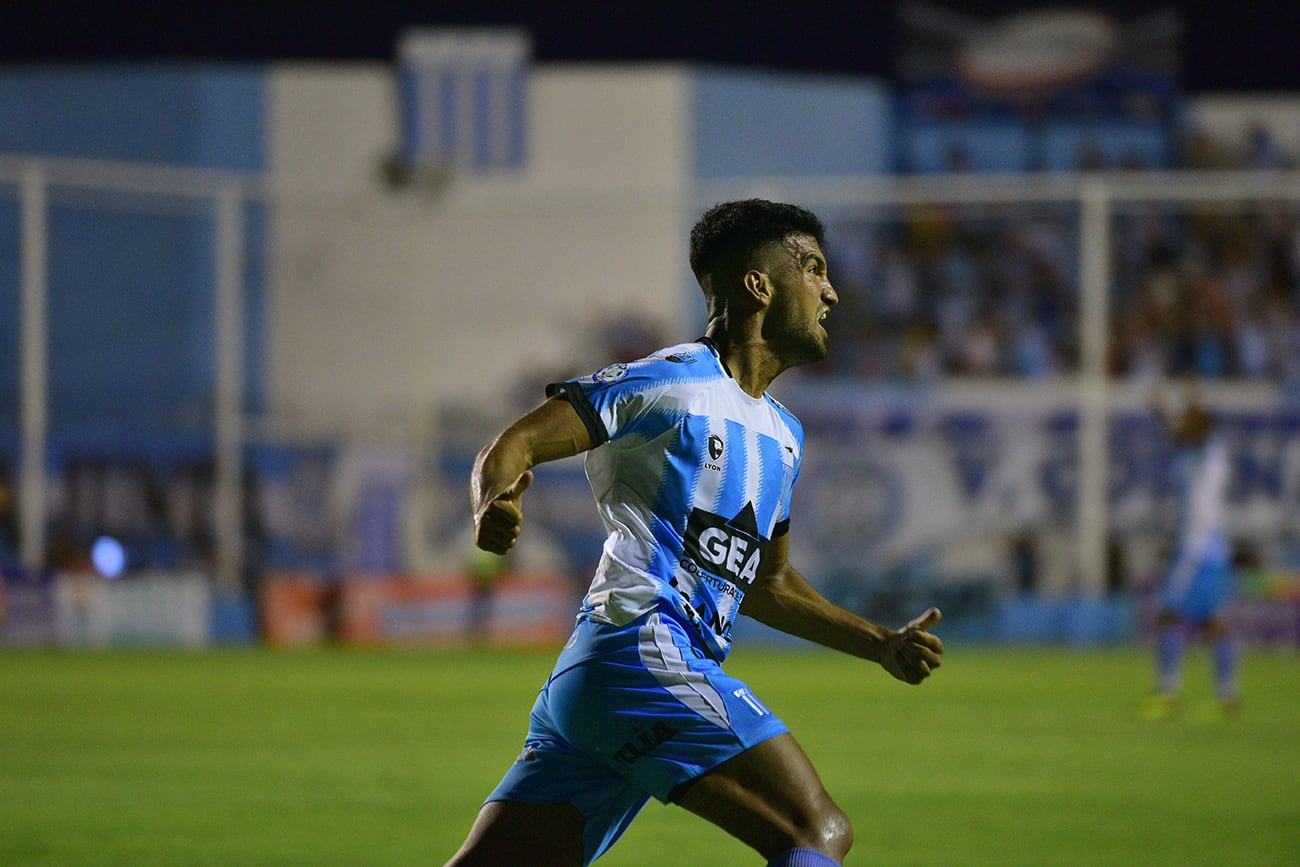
[{"xmin": 762, "ymin": 233, "xmax": 837, "ymax": 365}]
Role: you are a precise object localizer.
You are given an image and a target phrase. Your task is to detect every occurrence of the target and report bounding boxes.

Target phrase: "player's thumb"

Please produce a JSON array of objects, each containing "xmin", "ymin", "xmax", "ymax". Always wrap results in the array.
[
  {"xmin": 506, "ymin": 470, "xmax": 533, "ymax": 499},
  {"xmin": 907, "ymin": 607, "xmax": 942, "ymax": 631}
]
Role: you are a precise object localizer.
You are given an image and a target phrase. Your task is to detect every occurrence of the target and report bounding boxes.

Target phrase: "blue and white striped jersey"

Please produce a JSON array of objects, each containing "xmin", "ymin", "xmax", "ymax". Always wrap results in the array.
[
  {"xmin": 547, "ymin": 339, "xmax": 803, "ymax": 661},
  {"xmin": 1166, "ymin": 434, "xmax": 1231, "ymax": 592}
]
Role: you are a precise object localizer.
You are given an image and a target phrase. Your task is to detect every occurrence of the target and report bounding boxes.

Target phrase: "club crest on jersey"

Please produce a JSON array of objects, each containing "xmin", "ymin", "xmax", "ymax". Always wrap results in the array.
[
  {"xmin": 683, "ymin": 502, "xmax": 766, "ymax": 587},
  {"xmin": 591, "ymin": 363, "xmax": 629, "ymax": 384}
]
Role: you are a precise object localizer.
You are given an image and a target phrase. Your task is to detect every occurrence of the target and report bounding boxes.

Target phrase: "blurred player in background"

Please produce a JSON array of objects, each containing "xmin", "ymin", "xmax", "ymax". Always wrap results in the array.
[
  {"xmin": 445, "ymin": 200, "xmax": 944, "ymax": 867},
  {"xmin": 1141, "ymin": 381, "xmax": 1239, "ymax": 721}
]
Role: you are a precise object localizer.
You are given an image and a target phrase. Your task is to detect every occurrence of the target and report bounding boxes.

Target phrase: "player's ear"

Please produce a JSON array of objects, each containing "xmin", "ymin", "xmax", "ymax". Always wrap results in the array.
[{"xmin": 742, "ymin": 269, "xmax": 772, "ymax": 308}]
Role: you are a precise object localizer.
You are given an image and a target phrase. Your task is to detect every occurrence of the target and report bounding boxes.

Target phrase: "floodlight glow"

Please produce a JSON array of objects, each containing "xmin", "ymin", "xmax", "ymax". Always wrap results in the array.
[{"xmin": 92, "ymin": 536, "xmax": 126, "ymax": 578}]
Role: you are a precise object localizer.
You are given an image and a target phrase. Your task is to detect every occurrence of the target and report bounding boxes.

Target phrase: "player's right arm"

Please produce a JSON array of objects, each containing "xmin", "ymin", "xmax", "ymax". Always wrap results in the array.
[
  {"xmin": 745, "ymin": 532, "xmax": 944, "ymax": 684},
  {"xmin": 471, "ymin": 395, "xmax": 594, "ymax": 554}
]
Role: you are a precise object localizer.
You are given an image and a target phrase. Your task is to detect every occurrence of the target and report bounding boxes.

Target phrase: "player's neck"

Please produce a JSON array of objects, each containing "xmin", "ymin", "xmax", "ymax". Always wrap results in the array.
[{"xmin": 704, "ymin": 325, "xmax": 784, "ymax": 398}]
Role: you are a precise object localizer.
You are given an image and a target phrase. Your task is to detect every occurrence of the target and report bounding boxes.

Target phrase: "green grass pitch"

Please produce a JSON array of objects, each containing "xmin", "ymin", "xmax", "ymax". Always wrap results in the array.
[{"xmin": 1, "ymin": 643, "xmax": 1296, "ymax": 865}]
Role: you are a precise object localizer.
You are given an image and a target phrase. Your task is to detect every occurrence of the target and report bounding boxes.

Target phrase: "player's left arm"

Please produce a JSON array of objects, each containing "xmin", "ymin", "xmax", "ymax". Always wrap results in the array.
[{"xmin": 742, "ymin": 532, "xmax": 944, "ymax": 684}]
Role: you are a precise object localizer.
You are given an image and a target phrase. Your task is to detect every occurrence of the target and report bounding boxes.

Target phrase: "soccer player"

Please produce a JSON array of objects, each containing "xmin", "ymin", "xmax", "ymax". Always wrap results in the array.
[
  {"xmin": 445, "ymin": 200, "xmax": 944, "ymax": 867},
  {"xmin": 1141, "ymin": 383, "xmax": 1239, "ymax": 721}
]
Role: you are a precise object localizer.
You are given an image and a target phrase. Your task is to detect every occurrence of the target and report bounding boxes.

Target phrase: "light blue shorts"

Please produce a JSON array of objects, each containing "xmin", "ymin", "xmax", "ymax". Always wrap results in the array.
[{"xmin": 486, "ymin": 610, "xmax": 788, "ymax": 864}]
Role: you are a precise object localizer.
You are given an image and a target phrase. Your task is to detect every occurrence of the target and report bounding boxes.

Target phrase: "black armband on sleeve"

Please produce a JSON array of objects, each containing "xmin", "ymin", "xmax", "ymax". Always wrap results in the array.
[
  {"xmin": 773, "ymin": 517, "xmax": 790, "ymax": 537},
  {"xmin": 546, "ymin": 382, "xmax": 610, "ymax": 447}
]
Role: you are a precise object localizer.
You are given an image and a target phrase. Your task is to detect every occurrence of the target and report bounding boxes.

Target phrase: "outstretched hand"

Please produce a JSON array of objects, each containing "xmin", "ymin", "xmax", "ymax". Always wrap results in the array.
[
  {"xmin": 474, "ymin": 471, "xmax": 533, "ymax": 555},
  {"xmin": 880, "ymin": 607, "xmax": 944, "ymax": 685}
]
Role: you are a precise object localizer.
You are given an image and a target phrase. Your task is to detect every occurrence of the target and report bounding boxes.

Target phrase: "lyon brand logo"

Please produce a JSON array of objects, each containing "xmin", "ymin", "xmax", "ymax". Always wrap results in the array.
[{"xmin": 707, "ymin": 434, "xmax": 724, "ymax": 460}]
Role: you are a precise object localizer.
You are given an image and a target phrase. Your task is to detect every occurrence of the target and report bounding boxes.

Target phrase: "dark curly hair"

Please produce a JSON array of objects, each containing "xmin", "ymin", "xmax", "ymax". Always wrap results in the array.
[{"xmin": 688, "ymin": 199, "xmax": 826, "ymax": 315}]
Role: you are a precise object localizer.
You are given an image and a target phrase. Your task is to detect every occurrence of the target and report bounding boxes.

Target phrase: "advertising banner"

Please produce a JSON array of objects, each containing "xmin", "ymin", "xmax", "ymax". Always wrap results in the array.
[
  {"xmin": 785, "ymin": 384, "xmax": 1300, "ymax": 575},
  {"xmin": 261, "ymin": 570, "xmax": 573, "ymax": 648},
  {"xmin": 0, "ymin": 568, "xmax": 58, "ymax": 644}
]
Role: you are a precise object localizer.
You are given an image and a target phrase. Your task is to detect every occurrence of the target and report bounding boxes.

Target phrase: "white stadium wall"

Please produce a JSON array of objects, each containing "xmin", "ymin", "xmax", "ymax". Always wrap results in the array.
[
  {"xmin": 261, "ymin": 61, "xmax": 897, "ymax": 430},
  {"xmin": 264, "ymin": 64, "xmax": 695, "ymax": 427}
]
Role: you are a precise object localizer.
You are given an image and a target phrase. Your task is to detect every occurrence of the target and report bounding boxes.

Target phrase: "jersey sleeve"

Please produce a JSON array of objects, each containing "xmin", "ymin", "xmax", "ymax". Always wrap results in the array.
[{"xmin": 545, "ymin": 357, "xmax": 685, "ymax": 447}]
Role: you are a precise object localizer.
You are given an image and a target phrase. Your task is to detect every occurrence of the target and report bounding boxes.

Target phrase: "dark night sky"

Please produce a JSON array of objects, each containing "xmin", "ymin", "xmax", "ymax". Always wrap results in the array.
[{"xmin": 2, "ymin": 1, "xmax": 1298, "ymax": 93}]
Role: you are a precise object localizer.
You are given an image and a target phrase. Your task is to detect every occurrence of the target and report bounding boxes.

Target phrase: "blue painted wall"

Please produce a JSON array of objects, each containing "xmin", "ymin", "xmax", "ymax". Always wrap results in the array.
[
  {"xmin": 691, "ymin": 68, "xmax": 891, "ymax": 179},
  {"xmin": 0, "ymin": 65, "xmax": 266, "ymax": 454},
  {"xmin": 0, "ymin": 66, "xmax": 264, "ymax": 168}
]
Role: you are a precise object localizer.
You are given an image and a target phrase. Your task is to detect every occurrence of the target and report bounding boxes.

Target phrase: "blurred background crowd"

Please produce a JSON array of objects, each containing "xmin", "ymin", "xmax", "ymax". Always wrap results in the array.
[{"xmin": 816, "ymin": 125, "xmax": 1300, "ymax": 383}]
